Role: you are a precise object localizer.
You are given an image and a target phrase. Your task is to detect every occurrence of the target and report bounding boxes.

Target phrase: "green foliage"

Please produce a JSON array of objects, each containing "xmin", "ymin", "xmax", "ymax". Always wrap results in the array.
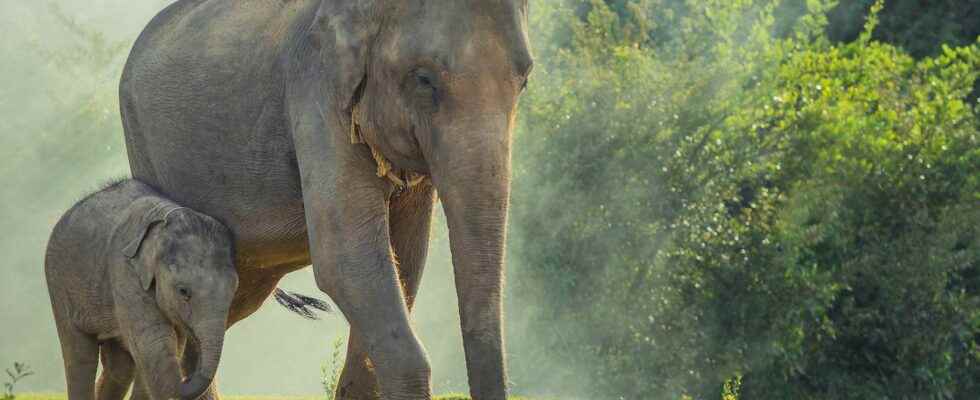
[
  {"xmin": 3, "ymin": 363, "xmax": 34, "ymax": 400},
  {"xmin": 670, "ymin": 37, "xmax": 979, "ymax": 400},
  {"xmin": 511, "ymin": 1, "xmax": 980, "ymax": 398}
]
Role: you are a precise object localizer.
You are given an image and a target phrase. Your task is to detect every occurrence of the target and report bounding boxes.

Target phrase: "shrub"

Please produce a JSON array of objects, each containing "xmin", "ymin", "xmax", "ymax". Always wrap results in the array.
[{"xmin": 510, "ymin": 1, "xmax": 980, "ymax": 398}]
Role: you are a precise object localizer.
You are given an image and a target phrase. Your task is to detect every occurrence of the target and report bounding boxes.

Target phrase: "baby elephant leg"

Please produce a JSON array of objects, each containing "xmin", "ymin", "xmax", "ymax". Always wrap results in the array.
[
  {"xmin": 130, "ymin": 374, "xmax": 149, "ymax": 400},
  {"xmin": 96, "ymin": 341, "xmax": 134, "ymax": 400},
  {"xmin": 55, "ymin": 324, "xmax": 99, "ymax": 400},
  {"xmin": 130, "ymin": 332, "xmax": 183, "ymax": 400}
]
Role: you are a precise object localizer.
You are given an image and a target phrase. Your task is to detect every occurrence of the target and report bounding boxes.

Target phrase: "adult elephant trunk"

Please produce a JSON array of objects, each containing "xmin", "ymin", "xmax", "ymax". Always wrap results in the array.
[
  {"xmin": 427, "ymin": 113, "xmax": 512, "ymax": 399},
  {"xmin": 178, "ymin": 319, "xmax": 226, "ymax": 400}
]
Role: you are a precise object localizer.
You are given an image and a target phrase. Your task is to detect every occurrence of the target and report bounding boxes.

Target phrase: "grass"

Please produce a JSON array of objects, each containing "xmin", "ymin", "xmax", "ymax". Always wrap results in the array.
[
  {"xmin": 427, "ymin": 395, "xmax": 532, "ymax": 400},
  {"xmin": 18, "ymin": 395, "xmax": 532, "ymax": 400},
  {"xmin": 12, "ymin": 351, "xmax": 538, "ymax": 400},
  {"xmin": 14, "ymin": 350, "xmax": 537, "ymax": 400}
]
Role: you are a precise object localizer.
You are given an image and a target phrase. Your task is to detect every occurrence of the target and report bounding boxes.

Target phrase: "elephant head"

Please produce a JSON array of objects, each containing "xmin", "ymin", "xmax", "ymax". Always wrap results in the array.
[
  {"xmin": 120, "ymin": 201, "xmax": 239, "ymax": 400},
  {"xmin": 313, "ymin": 0, "xmax": 532, "ymax": 178}
]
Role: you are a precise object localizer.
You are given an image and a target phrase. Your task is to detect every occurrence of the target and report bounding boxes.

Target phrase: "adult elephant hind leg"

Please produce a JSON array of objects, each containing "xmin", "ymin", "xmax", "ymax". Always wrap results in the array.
[
  {"xmin": 96, "ymin": 341, "xmax": 134, "ymax": 400},
  {"xmin": 336, "ymin": 186, "xmax": 435, "ymax": 400},
  {"xmin": 388, "ymin": 185, "xmax": 436, "ymax": 314}
]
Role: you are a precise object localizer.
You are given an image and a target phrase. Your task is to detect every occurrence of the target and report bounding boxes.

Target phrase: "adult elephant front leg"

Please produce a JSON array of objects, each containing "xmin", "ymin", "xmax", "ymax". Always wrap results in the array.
[
  {"xmin": 306, "ymin": 164, "xmax": 431, "ymax": 399},
  {"xmin": 292, "ymin": 105, "xmax": 431, "ymax": 399},
  {"xmin": 336, "ymin": 185, "xmax": 436, "ymax": 400}
]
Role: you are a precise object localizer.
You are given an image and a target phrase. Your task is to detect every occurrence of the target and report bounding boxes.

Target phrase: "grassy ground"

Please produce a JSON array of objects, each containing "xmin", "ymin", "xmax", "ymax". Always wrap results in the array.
[{"xmin": 18, "ymin": 395, "xmax": 533, "ymax": 400}]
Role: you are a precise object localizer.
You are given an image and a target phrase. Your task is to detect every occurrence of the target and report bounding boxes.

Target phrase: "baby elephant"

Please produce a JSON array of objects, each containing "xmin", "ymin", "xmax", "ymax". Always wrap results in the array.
[{"xmin": 45, "ymin": 179, "xmax": 238, "ymax": 400}]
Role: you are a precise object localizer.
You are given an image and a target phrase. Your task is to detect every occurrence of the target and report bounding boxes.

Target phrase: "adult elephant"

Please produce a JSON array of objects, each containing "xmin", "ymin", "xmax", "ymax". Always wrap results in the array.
[{"xmin": 119, "ymin": 1, "xmax": 532, "ymax": 400}]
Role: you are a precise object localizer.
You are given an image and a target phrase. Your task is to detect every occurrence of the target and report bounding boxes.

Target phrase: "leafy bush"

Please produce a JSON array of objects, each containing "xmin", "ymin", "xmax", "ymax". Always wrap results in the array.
[
  {"xmin": 510, "ymin": 1, "xmax": 979, "ymax": 398},
  {"xmin": 663, "ymin": 37, "xmax": 979, "ymax": 400}
]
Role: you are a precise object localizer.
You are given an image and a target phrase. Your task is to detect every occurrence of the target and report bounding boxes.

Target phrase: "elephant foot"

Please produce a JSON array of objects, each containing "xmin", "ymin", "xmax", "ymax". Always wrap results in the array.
[
  {"xmin": 335, "ymin": 364, "xmax": 381, "ymax": 400},
  {"xmin": 334, "ymin": 333, "xmax": 382, "ymax": 400},
  {"xmin": 336, "ymin": 380, "xmax": 380, "ymax": 400}
]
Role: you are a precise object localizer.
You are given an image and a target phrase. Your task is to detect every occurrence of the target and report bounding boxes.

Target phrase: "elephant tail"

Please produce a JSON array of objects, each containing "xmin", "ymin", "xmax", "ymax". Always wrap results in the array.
[{"xmin": 274, "ymin": 288, "xmax": 332, "ymax": 320}]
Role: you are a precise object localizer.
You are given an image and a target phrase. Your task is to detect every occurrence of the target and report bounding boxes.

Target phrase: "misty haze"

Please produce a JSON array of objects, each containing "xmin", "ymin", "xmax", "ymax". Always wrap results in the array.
[{"xmin": 2, "ymin": 1, "xmax": 978, "ymax": 399}]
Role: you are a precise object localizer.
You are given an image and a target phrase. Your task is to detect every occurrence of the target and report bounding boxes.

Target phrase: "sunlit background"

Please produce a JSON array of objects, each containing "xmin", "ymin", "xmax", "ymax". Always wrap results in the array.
[{"xmin": 3, "ymin": 1, "xmax": 978, "ymax": 399}]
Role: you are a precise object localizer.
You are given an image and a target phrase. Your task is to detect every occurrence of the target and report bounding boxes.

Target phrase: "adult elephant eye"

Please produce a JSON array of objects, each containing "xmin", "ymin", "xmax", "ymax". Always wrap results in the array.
[
  {"xmin": 413, "ymin": 69, "xmax": 439, "ymax": 108},
  {"xmin": 177, "ymin": 286, "xmax": 192, "ymax": 301}
]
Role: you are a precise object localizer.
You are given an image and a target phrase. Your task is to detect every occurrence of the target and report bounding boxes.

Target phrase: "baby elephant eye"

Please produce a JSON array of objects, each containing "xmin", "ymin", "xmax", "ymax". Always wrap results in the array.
[
  {"xmin": 415, "ymin": 69, "xmax": 436, "ymax": 88},
  {"xmin": 417, "ymin": 73, "xmax": 433, "ymax": 88},
  {"xmin": 177, "ymin": 286, "xmax": 192, "ymax": 300}
]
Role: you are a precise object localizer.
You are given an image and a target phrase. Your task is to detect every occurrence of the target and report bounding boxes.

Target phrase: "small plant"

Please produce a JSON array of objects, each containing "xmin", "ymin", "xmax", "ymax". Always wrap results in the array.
[
  {"xmin": 321, "ymin": 337, "xmax": 346, "ymax": 400},
  {"xmin": 722, "ymin": 375, "xmax": 741, "ymax": 400},
  {"xmin": 2, "ymin": 362, "xmax": 33, "ymax": 400}
]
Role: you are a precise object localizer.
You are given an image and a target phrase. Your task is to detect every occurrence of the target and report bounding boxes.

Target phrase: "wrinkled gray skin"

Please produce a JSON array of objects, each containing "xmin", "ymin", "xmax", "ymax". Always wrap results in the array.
[
  {"xmin": 120, "ymin": 1, "xmax": 531, "ymax": 399},
  {"xmin": 45, "ymin": 180, "xmax": 239, "ymax": 400}
]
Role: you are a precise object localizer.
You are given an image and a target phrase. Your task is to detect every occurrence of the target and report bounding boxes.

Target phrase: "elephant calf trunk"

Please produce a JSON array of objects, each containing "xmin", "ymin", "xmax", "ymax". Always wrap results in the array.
[
  {"xmin": 179, "ymin": 322, "xmax": 225, "ymax": 400},
  {"xmin": 178, "ymin": 373, "xmax": 210, "ymax": 400}
]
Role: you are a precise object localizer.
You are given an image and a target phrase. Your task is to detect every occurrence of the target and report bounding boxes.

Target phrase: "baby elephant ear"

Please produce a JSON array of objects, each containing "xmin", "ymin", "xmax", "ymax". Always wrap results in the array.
[
  {"xmin": 122, "ymin": 218, "xmax": 164, "ymax": 291},
  {"xmin": 121, "ymin": 220, "xmax": 156, "ymax": 259},
  {"xmin": 118, "ymin": 200, "xmax": 172, "ymax": 291}
]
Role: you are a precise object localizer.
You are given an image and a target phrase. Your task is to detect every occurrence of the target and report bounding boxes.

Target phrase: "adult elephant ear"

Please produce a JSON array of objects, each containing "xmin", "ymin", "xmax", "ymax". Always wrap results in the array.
[{"xmin": 310, "ymin": 0, "xmax": 381, "ymax": 110}]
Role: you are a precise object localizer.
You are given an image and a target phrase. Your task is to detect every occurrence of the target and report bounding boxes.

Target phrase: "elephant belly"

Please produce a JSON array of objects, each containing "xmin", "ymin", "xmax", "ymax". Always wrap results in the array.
[
  {"xmin": 120, "ymin": 0, "xmax": 320, "ymax": 273},
  {"xmin": 233, "ymin": 197, "xmax": 312, "ymax": 273},
  {"xmin": 123, "ymin": 87, "xmax": 312, "ymax": 271},
  {"xmin": 131, "ymin": 153, "xmax": 312, "ymax": 272},
  {"xmin": 123, "ymin": 90, "xmax": 312, "ymax": 272}
]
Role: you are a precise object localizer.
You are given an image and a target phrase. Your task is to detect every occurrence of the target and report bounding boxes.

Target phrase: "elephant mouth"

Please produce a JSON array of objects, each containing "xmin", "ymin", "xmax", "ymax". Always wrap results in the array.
[{"xmin": 350, "ymin": 104, "xmax": 429, "ymax": 189}]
